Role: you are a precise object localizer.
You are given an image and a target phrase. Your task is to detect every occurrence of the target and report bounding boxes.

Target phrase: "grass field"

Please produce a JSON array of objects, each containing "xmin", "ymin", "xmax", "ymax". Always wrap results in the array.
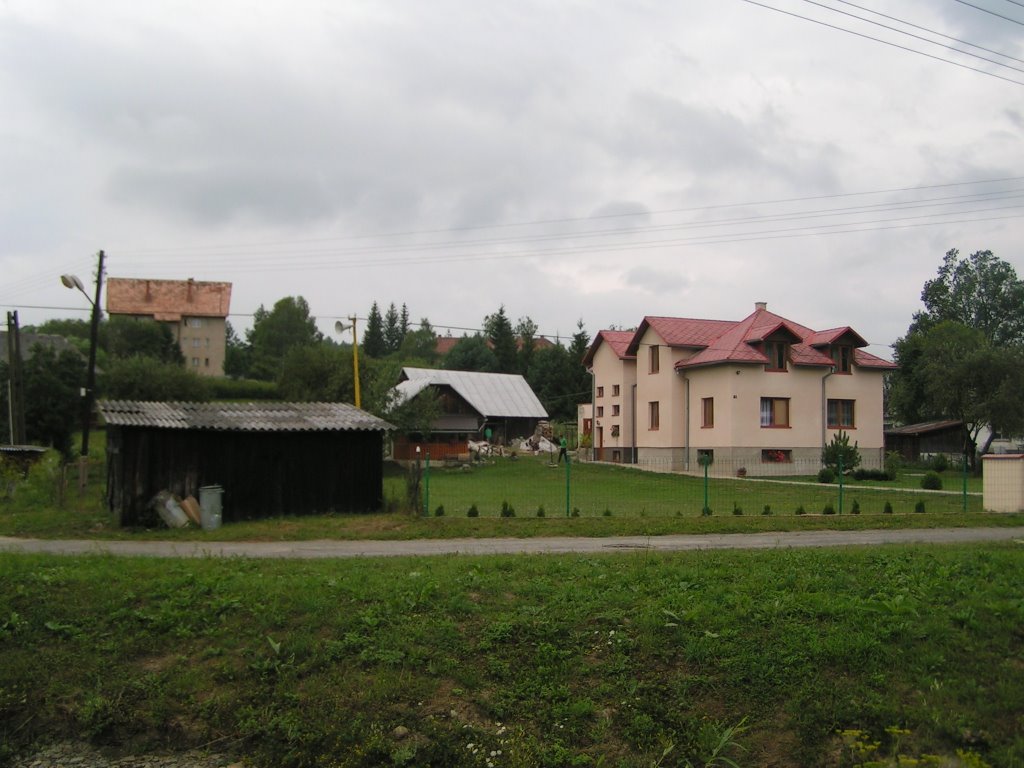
[
  {"xmin": 1, "ymin": 545, "xmax": 1022, "ymax": 767},
  {"xmin": 2, "ymin": 451, "xmax": 1021, "ymax": 541}
]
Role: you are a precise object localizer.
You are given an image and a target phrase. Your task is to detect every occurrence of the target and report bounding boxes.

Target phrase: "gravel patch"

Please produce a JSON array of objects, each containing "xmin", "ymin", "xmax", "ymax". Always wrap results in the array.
[{"xmin": 10, "ymin": 742, "xmax": 241, "ymax": 768}]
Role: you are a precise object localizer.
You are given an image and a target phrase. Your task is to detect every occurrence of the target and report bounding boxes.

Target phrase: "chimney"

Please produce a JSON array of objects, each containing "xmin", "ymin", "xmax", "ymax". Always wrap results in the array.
[
  {"xmin": 145, "ymin": 280, "xmax": 151, "ymax": 301},
  {"xmin": 755, "ymin": 301, "xmax": 767, "ymax": 311},
  {"xmin": 187, "ymin": 278, "xmax": 194, "ymax": 302}
]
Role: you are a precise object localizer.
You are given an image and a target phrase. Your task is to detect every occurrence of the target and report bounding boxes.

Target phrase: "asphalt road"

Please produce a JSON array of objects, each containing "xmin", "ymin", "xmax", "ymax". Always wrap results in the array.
[{"xmin": 1, "ymin": 527, "xmax": 1022, "ymax": 559}]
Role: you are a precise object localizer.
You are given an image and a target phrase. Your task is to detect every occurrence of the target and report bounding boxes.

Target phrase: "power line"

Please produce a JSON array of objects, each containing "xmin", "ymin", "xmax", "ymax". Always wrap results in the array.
[
  {"xmin": 797, "ymin": 0, "xmax": 1024, "ymax": 73},
  {"xmin": 831, "ymin": 0, "xmax": 1024, "ymax": 64},
  {"xmin": 120, "ymin": 175, "xmax": 1024, "ymax": 256},
  {"xmin": 952, "ymin": 0, "xmax": 1024, "ymax": 26},
  {"xmin": 738, "ymin": 0, "xmax": 1024, "ymax": 85}
]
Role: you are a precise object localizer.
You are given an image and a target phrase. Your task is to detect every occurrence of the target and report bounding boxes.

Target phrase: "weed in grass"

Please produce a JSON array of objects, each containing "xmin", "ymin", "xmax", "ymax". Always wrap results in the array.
[
  {"xmin": 823, "ymin": 503, "xmax": 836, "ymax": 515},
  {"xmin": 884, "ymin": 501, "xmax": 894, "ymax": 514},
  {"xmin": 732, "ymin": 502, "xmax": 743, "ymax": 516},
  {"xmin": 915, "ymin": 500, "xmax": 927, "ymax": 513},
  {"xmin": 762, "ymin": 504, "xmax": 772, "ymax": 515},
  {"xmin": 500, "ymin": 501, "xmax": 515, "ymax": 518},
  {"xmin": 434, "ymin": 505, "xmax": 445, "ymax": 517},
  {"xmin": 467, "ymin": 504, "xmax": 479, "ymax": 518}
]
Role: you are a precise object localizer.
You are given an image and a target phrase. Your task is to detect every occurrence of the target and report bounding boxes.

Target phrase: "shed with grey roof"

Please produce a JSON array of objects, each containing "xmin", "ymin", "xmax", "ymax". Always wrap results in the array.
[
  {"xmin": 98, "ymin": 400, "xmax": 394, "ymax": 526},
  {"xmin": 392, "ymin": 368, "xmax": 548, "ymax": 459}
]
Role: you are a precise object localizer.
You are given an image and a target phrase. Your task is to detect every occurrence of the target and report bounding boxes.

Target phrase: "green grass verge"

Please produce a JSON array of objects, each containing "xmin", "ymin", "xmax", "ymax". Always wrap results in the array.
[{"xmin": 1, "ymin": 545, "xmax": 1022, "ymax": 766}]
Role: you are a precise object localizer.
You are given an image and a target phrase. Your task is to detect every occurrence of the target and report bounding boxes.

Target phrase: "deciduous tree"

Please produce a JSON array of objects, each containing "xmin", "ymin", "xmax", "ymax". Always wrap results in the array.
[{"xmin": 246, "ymin": 296, "xmax": 323, "ymax": 381}]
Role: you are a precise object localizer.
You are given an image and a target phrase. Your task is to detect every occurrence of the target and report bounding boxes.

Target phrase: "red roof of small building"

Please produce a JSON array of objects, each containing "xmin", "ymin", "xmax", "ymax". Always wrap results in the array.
[
  {"xmin": 583, "ymin": 330, "xmax": 636, "ymax": 367},
  {"xmin": 615, "ymin": 303, "xmax": 895, "ymax": 371},
  {"xmin": 106, "ymin": 278, "xmax": 232, "ymax": 321}
]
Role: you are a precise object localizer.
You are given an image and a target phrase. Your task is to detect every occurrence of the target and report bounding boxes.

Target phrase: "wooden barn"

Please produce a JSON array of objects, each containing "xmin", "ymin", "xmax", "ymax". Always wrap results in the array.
[{"xmin": 98, "ymin": 400, "xmax": 394, "ymax": 526}]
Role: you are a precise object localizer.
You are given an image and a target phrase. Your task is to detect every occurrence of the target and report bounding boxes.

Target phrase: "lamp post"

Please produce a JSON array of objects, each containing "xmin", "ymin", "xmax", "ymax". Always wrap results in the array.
[
  {"xmin": 334, "ymin": 316, "xmax": 361, "ymax": 409},
  {"xmin": 61, "ymin": 249, "xmax": 104, "ymax": 461}
]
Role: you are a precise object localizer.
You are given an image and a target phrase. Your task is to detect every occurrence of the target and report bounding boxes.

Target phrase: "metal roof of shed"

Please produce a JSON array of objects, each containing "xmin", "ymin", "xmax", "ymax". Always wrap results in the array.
[
  {"xmin": 396, "ymin": 368, "xmax": 548, "ymax": 419},
  {"xmin": 97, "ymin": 400, "xmax": 394, "ymax": 432}
]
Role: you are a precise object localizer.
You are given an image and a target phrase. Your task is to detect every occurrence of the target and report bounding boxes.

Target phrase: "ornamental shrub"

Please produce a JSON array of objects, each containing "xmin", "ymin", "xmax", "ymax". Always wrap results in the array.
[
  {"xmin": 500, "ymin": 500, "xmax": 516, "ymax": 518},
  {"xmin": 850, "ymin": 499, "xmax": 860, "ymax": 515},
  {"xmin": 914, "ymin": 499, "xmax": 927, "ymax": 513},
  {"xmin": 921, "ymin": 471, "xmax": 943, "ymax": 490},
  {"xmin": 732, "ymin": 503, "xmax": 743, "ymax": 516},
  {"xmin": 467, "ymin": 504, "xmax": 479, "ymax": 518},
  {"xmin": 817, "ymin": 467, "xmax": 836, "ymax": 484},
  {"xmin": 823, "ymin": 503, "xmax": 836, "ymax": 515},
  {"xmin": 883, "ymin": 501, "xmax": 893, "ymax": 514},
  {"xmin": 434, "ymin": 505, "xmax": 445, "ymax": 517}
]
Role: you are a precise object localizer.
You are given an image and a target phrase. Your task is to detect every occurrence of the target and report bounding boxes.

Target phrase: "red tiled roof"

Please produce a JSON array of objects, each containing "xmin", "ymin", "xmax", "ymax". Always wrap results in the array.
[
  {"xmin": 583, "ymin": 330, "xmax": 635, "ymax": 366},
  {"xmin": 435, "ymin": 335, "xmax": 558, "ymax": 356},
  {"xmin": 106, "ymin": 278, "xmax": 232, "ymax": 321},
  {"xmin": 610, "ymin": 304, "xmax": 894, "ymax": 371}
]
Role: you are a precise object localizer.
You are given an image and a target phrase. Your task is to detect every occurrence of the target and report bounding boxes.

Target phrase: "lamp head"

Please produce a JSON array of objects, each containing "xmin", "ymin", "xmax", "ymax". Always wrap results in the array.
[{"xmin": 61, "ymin": 274, "xmax": 86, "ymax": 292}]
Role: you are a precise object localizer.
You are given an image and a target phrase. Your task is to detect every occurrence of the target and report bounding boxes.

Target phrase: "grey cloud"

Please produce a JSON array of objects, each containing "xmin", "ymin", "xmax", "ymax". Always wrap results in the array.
[{"xmin": 625, "ymin": 266, "xmax": 690, "ymax": 295}]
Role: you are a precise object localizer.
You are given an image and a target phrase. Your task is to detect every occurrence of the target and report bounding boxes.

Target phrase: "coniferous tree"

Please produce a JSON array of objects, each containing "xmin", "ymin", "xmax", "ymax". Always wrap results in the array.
[
  {"xmin": 383, "ymin": 303, "xmax": 402, "ymax": 354},
  {"xmin": 363, "ymin": 301, "xmax": 387, "ymax": 358},
  {"xmin": 399, "ymin": 303, "xmax": 410, "ymax": 343},
  {"xmin": 485, "ymin": 305, "xmax": 518, "ymax": 374},
  {"xmin": 516, "ymin": 316, "xmax": 538, "ymax": 376}
]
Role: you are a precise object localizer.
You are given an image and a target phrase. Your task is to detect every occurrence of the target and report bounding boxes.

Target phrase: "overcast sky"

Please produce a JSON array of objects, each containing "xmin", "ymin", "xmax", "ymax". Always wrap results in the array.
[{"xmin": 2, "ymin": 0, "xmax": 1022, "ymax": 357}]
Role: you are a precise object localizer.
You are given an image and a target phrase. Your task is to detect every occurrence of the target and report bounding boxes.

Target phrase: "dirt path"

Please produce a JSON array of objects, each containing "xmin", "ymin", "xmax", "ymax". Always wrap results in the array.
[{"xmin": 1, "ymin": 527, "xmax": 1022, "ymax": 559}]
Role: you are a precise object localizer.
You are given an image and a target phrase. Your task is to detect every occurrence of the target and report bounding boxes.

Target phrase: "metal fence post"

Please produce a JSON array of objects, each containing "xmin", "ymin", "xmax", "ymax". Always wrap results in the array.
[
  {"xmin": 423, "ymin": 450, "xmax": 430, "ymax": 517},
  {"xmin": 565, "ymin": 452, "xmax": 571, "ymax": 517},
  {"xmin": 962, "ymin": 453, "xmax": 968, "ymax": 513},
  {"xmin": 838, "ymin": 453, "xmax": 844, "ymax": 514}
]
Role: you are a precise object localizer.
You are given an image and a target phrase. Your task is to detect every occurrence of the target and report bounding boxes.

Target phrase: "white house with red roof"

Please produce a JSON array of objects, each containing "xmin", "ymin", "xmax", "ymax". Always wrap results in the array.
[{"xmin": 582, "ymin": 302, "xmax": 896, "ymax": 474}]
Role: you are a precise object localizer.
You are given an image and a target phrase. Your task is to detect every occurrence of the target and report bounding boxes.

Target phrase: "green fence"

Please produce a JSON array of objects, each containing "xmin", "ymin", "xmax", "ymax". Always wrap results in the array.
[{"xmin": 405, "ymin": 451, "xmax": 979, "ymax": 519}]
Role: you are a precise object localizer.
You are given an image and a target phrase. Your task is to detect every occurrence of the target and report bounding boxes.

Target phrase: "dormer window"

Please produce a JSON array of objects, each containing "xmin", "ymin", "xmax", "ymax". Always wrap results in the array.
[
  {"xmin": 833, "ymin": 345, "xmax": 853, "ymax": 374},
  {"xmin": 765, "ymin": 341, "xmax": 788, "ymax": 371}
]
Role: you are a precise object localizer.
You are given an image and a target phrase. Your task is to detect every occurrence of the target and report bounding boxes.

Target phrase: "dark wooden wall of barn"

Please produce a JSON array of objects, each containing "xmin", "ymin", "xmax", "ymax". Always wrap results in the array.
[{"xmin": 106, "ymin": 428, "xmax": 385, "ymax": 526}]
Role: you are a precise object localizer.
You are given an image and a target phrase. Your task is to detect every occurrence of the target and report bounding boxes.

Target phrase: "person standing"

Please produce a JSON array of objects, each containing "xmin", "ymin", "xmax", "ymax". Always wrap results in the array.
[{"xmin": 557, "ymin": 436, "xmax": 568, "ymax": 464}]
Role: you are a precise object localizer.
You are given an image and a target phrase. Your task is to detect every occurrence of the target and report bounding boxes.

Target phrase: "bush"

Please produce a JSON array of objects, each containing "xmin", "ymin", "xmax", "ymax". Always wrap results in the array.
[
  {"xmin": 762, "ymin": 504, "xmax": 772, "ymax": 516},
  {"xmin": 850, "ymin": 499, "xmax": 860, "ymax": 515},
  {"xmin": 929, "ymin": 454, "xmax": 949, "ymax": 473},
  {"xmin": 822, "ymin": 429, "xmax": 861, "ymax": 474},
  {"xmin": 921, "ymin": 471, "xmax": 943, "ymax": 490},
  {"xmin": 434, "ymin": 505, "xmax": 445, "ymax": 517},
  {"xmin": 467, "ymin": 504, "xmax": 479, "ymax": 518},
  {"xmin": 536, "ymin": 506, "xmax": 545, "ymax": 518},
  {"xmin": 500, "ymin": 501, "xmax": 515, "ymax": 518},
  {"xmin": 817, "ymin": 467, "xmax": 835, "ymax": 484},
  {"xmin": 853, "ymin": 468, "xmax": 891, "ymax": 481},
  {"xmin": 795, "ymin": 505, "xmax": 806, "ymax": 515},
  {"xmin": 602, "ymin": 508, "xmax": 612, "ymax": 517},
  {"xmin": 914, "ymin": 500, "xmax": 927, "ymax": 513},
  {"xmin": 701, "ymin": 506, "xmax": 713, "ymax": 516},
  {"xmin": 883, "ymin": 501, "xmax": 893, "ymax": 514},
  {"xmin": 822, "ymin": 504, "xmax": 836, "ymax": 515},
  {"xmin": 884, "ymin": 451, "xmax": 902, "ymax": 481},
  {"xmin": 732, "ymin": 503, "xmax": 743, "ymax": 516}
]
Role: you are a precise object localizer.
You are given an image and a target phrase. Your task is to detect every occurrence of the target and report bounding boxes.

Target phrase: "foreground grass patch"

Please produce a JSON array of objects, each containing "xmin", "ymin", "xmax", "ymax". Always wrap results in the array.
[{"xmin": 1, "ymin": 545, "xmax": 1022, "ymax": 766}]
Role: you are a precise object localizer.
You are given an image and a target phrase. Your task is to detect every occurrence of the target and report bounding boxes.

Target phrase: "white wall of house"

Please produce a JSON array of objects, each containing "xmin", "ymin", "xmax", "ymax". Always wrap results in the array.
[{"xmin": 589, "ymin": 339, "xmax": 636, "ymax": 461}]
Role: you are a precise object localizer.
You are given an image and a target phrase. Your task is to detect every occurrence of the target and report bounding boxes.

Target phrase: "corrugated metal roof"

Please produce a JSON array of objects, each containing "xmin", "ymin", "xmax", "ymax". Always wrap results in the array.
[
  {"xmin": 397, "ymin": 368, "xmax": 548, "ymax": 419},
  {"xmin": 97, "ymin": 400, "xmax": 394, "ymax": 432}
]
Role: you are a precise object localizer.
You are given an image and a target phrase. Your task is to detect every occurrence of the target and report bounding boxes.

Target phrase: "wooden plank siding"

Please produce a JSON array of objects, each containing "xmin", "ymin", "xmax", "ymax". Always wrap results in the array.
[{"xmin": 106, "ymin": 427, "xmax": 385, "ymax": 526}]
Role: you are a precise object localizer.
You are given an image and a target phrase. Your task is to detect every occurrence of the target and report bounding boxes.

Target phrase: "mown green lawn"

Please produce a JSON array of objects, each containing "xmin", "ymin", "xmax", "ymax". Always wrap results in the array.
[
  {"xmin": 1, "ymin": 545, "xmax": 1021, "ymax": 767},
  {"xmin": 2, "ymin": 451, "xmax": 1020, "ymax": 540}
]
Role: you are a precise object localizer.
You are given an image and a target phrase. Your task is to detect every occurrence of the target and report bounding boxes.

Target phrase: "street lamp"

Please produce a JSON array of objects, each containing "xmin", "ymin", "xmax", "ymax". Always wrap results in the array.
[
  {"xmin": 334, "ymin": 316, "xmax": 361, "ymax": 409},
  {"xmin": 61, "ymin": 249, "xmax": 104, "ymax": 460}
]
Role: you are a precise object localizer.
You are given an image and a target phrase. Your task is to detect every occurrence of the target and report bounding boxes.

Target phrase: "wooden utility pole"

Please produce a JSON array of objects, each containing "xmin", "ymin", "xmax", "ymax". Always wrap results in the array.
[
  {"xmin": 5, "ymin": 311, "xmax": 27, "ymax": 445},
  {"xmin": 81, "ymin": 249, "xmax": 104, "ymax": 458}
]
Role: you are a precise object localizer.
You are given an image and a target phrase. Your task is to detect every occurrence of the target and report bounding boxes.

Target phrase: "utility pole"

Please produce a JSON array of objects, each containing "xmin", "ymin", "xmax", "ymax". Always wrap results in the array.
[
  {"xmin": 5, "ymin": 311, "xmax": 27, "ymax": 445},
  {"xmin": 81, "ymin": 249, "xmax": 104, "ymax": 458}
]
